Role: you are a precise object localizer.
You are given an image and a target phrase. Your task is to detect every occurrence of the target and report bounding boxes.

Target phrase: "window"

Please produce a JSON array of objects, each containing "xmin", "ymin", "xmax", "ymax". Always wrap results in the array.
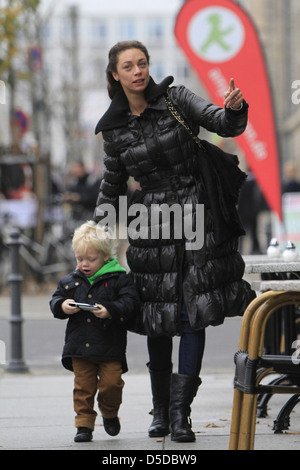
[
  {"xmin": 147, "ymin": 19, "xmax": 164, "ymax": 43},
  {"xmin": 176, "ymin": 62, "xmax": 190, "ymax": 81},
  {"xmin": 41, "ymin": 22, "xmax": 51, "ymax": 42},
  {"xmin": 151, "ymin": 62, "xmax": 164, "ymax": 81},
  {"xmin": 91, "ymin": 20, "xmax": 108, "ymax": 42},
  {"xmin": 88, "ymin": 58, "xmax": 106, "ymax": 86},
  {"xmin": 118, "ymin": 19, "xmax": 136, "ymax": 40}
]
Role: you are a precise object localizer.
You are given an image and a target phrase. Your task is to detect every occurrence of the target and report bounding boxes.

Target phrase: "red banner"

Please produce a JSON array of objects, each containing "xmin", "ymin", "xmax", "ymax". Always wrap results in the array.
[{"xmin": 175, "ymin": 0, "xmax": 282, "ymax": 220}]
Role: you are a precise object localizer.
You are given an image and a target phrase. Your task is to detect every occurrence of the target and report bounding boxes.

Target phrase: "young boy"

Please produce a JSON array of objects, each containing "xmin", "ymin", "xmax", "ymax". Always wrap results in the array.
[{"xmin": 50, "ymin": 221, "xmax": 139, "ymax": 442}]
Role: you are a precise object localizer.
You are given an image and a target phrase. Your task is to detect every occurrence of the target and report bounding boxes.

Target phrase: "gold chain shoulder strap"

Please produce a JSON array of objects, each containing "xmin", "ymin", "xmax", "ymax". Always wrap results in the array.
[{"xmin": 164, "ymin": 91, "xmax": 206, "ymax": 152}]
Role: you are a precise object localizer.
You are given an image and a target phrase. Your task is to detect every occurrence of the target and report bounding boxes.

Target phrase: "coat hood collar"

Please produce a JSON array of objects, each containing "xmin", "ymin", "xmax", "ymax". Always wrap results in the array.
[
  {"xmin": 87, "ymin": 258, "xmax": 126, "ymax": 284},
  {"xmin": 95, "ymin": 76, "xmax": 174, "ymax": 134}
]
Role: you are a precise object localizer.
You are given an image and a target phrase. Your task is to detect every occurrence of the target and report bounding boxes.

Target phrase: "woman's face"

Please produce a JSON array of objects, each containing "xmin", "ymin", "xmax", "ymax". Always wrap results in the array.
[{"xmin": 112, "ymin": 48, "xmax": 150, "ymax": 96}]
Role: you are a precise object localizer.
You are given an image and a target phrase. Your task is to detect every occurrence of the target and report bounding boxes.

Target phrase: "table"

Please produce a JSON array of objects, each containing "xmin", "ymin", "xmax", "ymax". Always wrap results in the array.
[
  {"xmin": 229, "ymin": 257, "xmax": 300, "ymax": 449},
  {"xmin": 243, "ymin": 255, "xmax": 300, "ymax": 355},
  {"xmin": 243, "ymin": 255, "xmax": 300, "ymax": 276}
]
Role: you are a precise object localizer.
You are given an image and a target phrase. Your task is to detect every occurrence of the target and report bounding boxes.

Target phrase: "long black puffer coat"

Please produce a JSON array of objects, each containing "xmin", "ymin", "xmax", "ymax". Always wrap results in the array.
[{"xmin": 94, "ymin": 76, "xmax": 256, "ymax": 337}]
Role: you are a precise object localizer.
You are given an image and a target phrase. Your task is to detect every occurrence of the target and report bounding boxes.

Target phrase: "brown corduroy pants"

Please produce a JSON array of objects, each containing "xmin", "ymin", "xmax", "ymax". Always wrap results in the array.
[{"xmin": 72, "ymin": 357, "xmax": 124, "ymax": 430}]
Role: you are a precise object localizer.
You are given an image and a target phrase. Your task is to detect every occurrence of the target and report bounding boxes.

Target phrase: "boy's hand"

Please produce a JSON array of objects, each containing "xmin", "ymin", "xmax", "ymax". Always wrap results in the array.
[
  {"xmin": 91, "ymin": 304, "xmax": 110, "ymax": 319},
  {"xmin": 62, "ymin": 299, "xmax": 80, "ymax": 315}
]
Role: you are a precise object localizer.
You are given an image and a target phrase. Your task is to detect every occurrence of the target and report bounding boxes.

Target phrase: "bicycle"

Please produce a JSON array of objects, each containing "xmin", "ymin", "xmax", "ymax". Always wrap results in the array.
[{"xmin": 0, "ymin": 210, "xmax": 76, "ymax": 291}]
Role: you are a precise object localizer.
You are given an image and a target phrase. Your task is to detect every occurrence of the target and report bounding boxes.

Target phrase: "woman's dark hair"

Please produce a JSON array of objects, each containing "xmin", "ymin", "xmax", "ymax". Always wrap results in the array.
[{"xmin": 106, "ymin": 40, "xmax": 150, "ymax": 99}]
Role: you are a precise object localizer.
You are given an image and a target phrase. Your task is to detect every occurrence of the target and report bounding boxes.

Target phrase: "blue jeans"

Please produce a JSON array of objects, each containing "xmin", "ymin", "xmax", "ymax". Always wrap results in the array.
[{"xmin": 147, "ymin": 303, "xmax": 205, "ymax": 377}]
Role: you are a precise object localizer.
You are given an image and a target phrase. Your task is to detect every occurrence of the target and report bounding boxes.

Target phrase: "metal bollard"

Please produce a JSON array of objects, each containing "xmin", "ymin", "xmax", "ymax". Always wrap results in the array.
[{"xmin": 6, "ymin": 230, "xmax": 29, "ymax": 373}]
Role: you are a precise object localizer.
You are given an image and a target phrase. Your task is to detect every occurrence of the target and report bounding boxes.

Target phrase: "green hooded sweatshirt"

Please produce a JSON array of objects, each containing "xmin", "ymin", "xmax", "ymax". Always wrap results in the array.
[{"xmin": 87, "ymin": 258, "xmax": 126, "ymax": 285}]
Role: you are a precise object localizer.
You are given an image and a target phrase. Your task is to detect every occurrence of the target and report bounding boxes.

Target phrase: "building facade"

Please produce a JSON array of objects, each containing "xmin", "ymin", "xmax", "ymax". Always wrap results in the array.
[
  {"xmin": 240, "ymin": 0, "xmax": 300, "ymax": 176},
  {"xmin": 38, "ymin": 0, "xmax": 198, "ymax": 169},
  {"xmin": 2, "ymin": 0, "xmax": 299, "ymax": 179}
]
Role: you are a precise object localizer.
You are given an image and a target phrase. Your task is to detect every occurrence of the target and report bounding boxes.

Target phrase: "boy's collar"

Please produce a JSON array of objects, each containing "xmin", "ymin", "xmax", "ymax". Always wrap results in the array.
[{"xmin": 76, "ymin": 258, "xmax": 126, "ymax": 284}]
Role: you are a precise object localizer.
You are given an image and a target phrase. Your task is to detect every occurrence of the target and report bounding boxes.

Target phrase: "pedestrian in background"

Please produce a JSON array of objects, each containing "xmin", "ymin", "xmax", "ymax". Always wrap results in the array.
[
  {"xmin": 238, "ymin": 170, "xmax": 268, "ymax": 254},
  {"xmin": 50, "ymin": 221, "xmax": 139, "ymax": 442},
  {"xmin": 64, "ymin": 161, "xmax": 101, "ymax": 221},
  {"xmin": 282, "ymin": 161, "xmax": 300, "ymax": 194},
  {"xmin": 94, "ymin": 40, "xmax": 255, "ymax": 442}
]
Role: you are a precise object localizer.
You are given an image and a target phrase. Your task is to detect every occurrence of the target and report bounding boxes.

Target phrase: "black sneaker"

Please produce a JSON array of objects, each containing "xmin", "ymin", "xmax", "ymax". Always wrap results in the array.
[
  {"xmin": 74, "ymin": 427, "xmax": 93, "ymax": 442},
  {"xmin": 103, "ymin": 417, "xmax": 121, "ymax": 436}
]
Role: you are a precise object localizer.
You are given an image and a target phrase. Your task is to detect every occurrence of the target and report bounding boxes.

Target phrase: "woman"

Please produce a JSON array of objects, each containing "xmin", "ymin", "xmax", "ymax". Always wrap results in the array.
[{"xmin": 94, "ymin": 40, "xmax": 255, "ymax": 442}]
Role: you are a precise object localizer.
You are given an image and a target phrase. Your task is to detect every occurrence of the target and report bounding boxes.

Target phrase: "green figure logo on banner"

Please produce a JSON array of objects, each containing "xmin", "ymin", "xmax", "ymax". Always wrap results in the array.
[
  {"xmin": 201, "ymin": 13, "xmax": 234, "ymax": 54},
  {"xmin": 188, "ymin": 7, "xmax": 245, "ymax": 63}
]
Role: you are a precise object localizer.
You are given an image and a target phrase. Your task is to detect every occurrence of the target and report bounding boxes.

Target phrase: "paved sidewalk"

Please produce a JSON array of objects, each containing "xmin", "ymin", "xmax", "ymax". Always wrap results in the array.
[
  {"xmin": 1, "ymin": 293, "xmax": 300, "ymax": 451},
  {"xmin": 1, "ymin": 368, "xmax": 300, "ymax": 451}
]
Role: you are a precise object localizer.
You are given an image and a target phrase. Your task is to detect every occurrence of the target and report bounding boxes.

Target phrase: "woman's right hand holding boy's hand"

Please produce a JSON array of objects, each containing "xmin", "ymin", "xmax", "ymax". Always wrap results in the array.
[{"xmin": 62, "ymin": 299, "xmax": 80, "ymax": 315}]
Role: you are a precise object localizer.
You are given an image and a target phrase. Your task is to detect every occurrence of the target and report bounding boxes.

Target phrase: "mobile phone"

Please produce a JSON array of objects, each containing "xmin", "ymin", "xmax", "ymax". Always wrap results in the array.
[{"xmin": 68, "ymin": 302, "xmax": 101, "ymax": 311}]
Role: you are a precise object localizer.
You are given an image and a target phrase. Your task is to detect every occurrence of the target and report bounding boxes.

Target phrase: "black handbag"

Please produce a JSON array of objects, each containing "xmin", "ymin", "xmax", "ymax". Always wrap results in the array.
[{"xmin": 165, "ymin": 92, "xmax": 247, "ymax": 245}]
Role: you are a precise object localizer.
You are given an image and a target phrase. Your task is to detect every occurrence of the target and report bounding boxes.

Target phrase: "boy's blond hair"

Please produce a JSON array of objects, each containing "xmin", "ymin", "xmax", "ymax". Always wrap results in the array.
[{"xmin": 72, "ymin": 221, "xmax": 116, "ymax": 258}]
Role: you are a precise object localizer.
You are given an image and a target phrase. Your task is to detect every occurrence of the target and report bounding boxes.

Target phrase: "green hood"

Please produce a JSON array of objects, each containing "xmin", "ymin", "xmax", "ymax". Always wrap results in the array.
[{"xmin": 87, "ymin": 258, "xmax": 126, "ymax": 284}]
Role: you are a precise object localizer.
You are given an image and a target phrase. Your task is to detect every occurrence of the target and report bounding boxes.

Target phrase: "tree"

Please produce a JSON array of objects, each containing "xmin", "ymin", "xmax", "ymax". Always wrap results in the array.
[{"xmin": 0, "ymin": 0, "xmax": 41, "ymax": 149}]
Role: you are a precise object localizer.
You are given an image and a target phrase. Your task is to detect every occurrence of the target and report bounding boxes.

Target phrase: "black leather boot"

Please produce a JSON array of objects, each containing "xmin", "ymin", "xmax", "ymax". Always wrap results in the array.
[
  {"xmin": 169, "ymin": 373, "xmax": 201, "ymax": 442},
  {"xmin": 74, "ymin": 427, "xmax": 93, "ymax": 442},
  {"xmin": 103, "ymin": 417, "xmax": 121, "ymax": 436},
  {"xmin": 148, "ymin": 365, "xmax": 172, "ymax": 437}
]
